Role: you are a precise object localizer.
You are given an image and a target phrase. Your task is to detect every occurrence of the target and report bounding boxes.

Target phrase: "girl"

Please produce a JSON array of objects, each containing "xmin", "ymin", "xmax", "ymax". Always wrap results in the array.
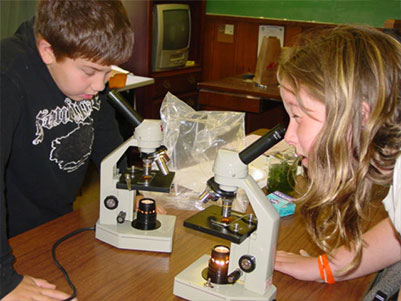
[{"xmin": 274, "ymin": 24, "xmax": 401, "ymax": 293}]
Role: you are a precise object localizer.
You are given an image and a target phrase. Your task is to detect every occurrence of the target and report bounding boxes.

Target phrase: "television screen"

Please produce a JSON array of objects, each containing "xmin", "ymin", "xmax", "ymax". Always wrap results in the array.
[
  {"xmin": 163, "ymin": 9, "xmax": 190, "ymax": 50},
  {"xmin": 152, "ymin": 4, "xmax": 191, "ymax": 71}
]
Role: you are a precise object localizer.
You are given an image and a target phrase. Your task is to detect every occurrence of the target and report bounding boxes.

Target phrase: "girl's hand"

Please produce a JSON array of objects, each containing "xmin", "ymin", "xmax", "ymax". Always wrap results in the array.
[
  {"xmin": 3, "ymin": 275, "xmax": 77, "ymax": 301},
  {"xmin": 275, "ymin": 250, "xmax": 321, "ymax": 282}
]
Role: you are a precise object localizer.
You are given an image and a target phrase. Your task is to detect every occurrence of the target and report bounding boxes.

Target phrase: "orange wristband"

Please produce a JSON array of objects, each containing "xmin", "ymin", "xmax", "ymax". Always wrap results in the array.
[
  {"xmin": 318, "ymin": 254, "xmax": 336, "ymax": 284},
  {"xmin": 317, "ymin": 255, "xmax": 325, "ymax": 281}
]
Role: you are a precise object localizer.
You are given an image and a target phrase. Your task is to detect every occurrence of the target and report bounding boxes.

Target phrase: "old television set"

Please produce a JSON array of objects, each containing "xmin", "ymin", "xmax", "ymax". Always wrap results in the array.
[{"xmin": 152, "ymin": 3, "xmax": 191, "ymax": 71}]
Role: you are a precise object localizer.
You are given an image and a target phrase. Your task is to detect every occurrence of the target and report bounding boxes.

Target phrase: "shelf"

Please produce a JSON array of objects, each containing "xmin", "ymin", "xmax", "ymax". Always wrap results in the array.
[{"xmin": 151, "ymin": 65, "xmax": 202, "ymax": 78}]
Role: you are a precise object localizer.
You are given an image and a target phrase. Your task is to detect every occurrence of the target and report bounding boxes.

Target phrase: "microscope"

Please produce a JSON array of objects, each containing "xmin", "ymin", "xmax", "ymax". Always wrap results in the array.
[
  {"xmin": 95, "ymin": 89, "xmax": 176, "ymax": 253},
  {"xmin": 174, "ymin": 124, "xmax": 286, "ymax": 300}
]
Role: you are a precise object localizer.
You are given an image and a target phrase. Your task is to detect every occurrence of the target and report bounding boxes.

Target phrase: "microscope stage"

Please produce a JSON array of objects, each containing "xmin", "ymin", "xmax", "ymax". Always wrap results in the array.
[
  {"xmin": 117, "ymin": 170, "xmax": 175, "ymax": 193},
  {"xmin": 183, "ymin": 205, "xmax": 257, "ymax": 244}
]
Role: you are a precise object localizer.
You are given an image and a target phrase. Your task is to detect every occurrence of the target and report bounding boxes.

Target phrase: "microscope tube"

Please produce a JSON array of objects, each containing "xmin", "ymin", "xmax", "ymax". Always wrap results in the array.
[
  {"xmin": 107, "ymin": 89, "xmax": 143, "ymax": 127},
  {"xmin": 239, "ymin": 124, "xmax": 286, "ymax": 165}
]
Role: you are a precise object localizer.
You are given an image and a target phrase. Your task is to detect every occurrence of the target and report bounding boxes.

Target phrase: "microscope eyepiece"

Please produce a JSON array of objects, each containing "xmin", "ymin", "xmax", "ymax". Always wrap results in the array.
[
  {"xmin": 239, "ymin": 124, "xmax": 286, "ymax": 165},
  {"xmin": 106, "ymin": 89, "xmax": 144, "ymax": 127}
]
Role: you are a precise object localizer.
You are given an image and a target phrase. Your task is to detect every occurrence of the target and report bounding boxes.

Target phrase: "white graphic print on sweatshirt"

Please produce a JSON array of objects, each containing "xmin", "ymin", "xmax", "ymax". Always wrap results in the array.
[{"xmin": 32, "ymin": 96, "xmax": 101, "ymax": 172}]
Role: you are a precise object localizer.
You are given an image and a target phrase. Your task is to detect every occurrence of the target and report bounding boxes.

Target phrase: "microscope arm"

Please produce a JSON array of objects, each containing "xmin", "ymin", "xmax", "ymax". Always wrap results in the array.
[
  {"xmin": 99, "ymin": 89, "xmax": 163, "ymax": 225},
  {"xmin": 99, "ymin": 135, "xmax": 139, "ymax": 224},
  {"xmin": 98, "ymin": 118, "xmax": 167, "ymax": 225},
  {"xmin": 214, "ymin": 150, "xmax": 280, "ymax": 296},
  {"xmin": 212, "ymin": 125, "xmax": 286, "ymax": 295},
  {"xmin": 233, "ymin": 175, "xmax": 279, "ymax": 295}
]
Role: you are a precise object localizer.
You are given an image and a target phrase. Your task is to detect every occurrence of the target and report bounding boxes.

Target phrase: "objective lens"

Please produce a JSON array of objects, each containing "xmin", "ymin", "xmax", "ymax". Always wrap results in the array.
[
  {"xmin": 142, "ymin": 159, "xmax": 152, "ymax": 178},
  {"xmin": 199, "ymin": 187, "xmax": 218, "ymax": 204},
  {"xmin": 199, "ymin": 190, "xmax": 212, "ymax": 204},
  {"xmin": 155, "ymin": 155, "xmax": 170, "ymax": 175},
  {"xmin": 132, "ymin": 198, "xmax": 161, "ymax": 230},
  {"xmin": 221, "ymin": 198, "xmax": 232, "ymax": 219},
  {"xmin": 207, "ymin": 245, "xmax": 230, "ymax": 284}
]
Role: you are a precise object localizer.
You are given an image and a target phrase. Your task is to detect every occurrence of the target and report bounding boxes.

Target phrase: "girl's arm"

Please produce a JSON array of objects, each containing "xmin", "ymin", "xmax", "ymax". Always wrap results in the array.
[
  {"xmin": 332, "ymin": 217, "xmax": 401, "ymax": 280},
  {"xmin": 275, "ymin": 217, "xmax": 401, "ymax": 281}
]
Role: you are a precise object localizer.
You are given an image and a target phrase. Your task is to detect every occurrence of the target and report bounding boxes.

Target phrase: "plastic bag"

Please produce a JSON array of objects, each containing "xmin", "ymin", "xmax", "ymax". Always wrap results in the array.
[{"xmin": 142, "ymin": 92, "xmax": 246, "ymax": 211}]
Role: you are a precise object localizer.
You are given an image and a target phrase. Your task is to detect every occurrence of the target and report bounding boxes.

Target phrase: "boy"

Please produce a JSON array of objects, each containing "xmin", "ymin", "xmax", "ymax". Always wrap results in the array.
[{"xmin": 1, "ymin": 0, "xmax": 134, "ymax": 299}]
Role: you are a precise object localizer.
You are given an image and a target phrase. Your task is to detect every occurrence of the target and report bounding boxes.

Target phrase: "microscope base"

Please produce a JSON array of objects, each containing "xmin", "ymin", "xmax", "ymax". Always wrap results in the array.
[
  {"xmin": 174, "ymin": 255, "xmax": 276, "ymax": 301},
  {"xmin": 95, "ymin": 214, "xmax": 176, "ymax": 253}
]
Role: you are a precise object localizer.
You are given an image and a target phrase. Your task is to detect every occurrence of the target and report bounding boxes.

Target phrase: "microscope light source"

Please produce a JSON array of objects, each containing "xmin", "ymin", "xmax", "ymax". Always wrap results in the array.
[
  {"xmin": 132, "ymin": 198, "xmax": 160, "ymax": 230},
  {"xmin": 206, "ymin": 245, "xmax": 230, "ymax": 284}
]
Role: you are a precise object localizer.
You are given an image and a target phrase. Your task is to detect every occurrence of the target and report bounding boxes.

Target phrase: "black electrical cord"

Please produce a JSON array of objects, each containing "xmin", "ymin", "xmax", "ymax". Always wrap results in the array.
[{"xmin": 51, "ymin": 226, "xmax": 95, "ymax": 301}]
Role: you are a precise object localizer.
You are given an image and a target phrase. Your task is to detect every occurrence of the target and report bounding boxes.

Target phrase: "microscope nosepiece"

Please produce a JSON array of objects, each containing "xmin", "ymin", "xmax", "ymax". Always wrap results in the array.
[{"xmin": 199, "ymin": 178, "xmax": 236, "ymax": 204}]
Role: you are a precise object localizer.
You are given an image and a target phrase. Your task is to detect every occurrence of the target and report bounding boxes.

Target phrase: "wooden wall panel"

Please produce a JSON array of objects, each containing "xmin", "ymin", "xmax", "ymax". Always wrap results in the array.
[
  {"xmin": 203, "ymin": 19, "xmax": 237, "ymax": 80},
  {"xmin": 234, "ymin": 22, "xmax": 259, "ymax": 75},
  {"xmin": 202, "ymin": 20, "xmax": 215, "ymax": 81},
  {"xmin": 284, "ymin": 24, "xmax": 303, "ymax": 46},
  {"xmin": 202, "ymin": 15, "xmax": 334, "ymax": 81}
]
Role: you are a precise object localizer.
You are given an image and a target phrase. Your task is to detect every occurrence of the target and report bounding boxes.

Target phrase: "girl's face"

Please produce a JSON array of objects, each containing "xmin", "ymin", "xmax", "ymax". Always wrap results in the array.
[{"xmin": 280, "ymin": 80, "xmax": 326, "ymax": 166}]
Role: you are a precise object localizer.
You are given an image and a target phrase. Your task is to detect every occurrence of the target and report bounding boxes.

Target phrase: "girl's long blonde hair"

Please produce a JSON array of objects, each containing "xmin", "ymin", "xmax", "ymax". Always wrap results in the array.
[{"xmin": 278, "ymin": 25, "xmax": 401, "ymax": 272}]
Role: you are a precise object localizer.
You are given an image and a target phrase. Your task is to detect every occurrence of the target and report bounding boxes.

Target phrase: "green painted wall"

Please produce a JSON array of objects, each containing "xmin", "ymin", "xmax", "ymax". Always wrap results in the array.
[
  {"xmin": 206, "ymin": 0, "xmax": 401, "ymax": 28},
  {"xmin": 1, "ymin": 0, "xmax": 38, "ymax": 39}
]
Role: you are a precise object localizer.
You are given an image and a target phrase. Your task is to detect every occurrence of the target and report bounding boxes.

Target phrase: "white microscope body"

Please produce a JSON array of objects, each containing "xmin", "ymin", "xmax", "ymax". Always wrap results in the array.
[
  {"xmin": 174, "ymin": 125, "xmax": 285, "ymax": 300},
  {"xmin": 95, "ymin": 90, "xmax": 175, "ymax": 253}
]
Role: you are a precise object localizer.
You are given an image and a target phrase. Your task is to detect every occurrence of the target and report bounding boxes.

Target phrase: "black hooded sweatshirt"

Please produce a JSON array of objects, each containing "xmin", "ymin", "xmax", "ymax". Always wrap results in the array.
[{"xmin": 0, "ymin": 18, "xmax": 123, "ymax": 297}]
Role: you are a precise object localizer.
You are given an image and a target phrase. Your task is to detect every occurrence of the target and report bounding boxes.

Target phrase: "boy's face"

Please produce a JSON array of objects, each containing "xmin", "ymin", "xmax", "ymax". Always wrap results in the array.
[
  {"xmin": 48, "ymin": 57, "xmax": 112, "ymax": 101},
  {"xmin": 38, "ymin": 38, "xmax": 112, "ymax": 101},
  {"xmin": 280, "ymin": 80, "xmax": 326, "ymax": 167}
]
